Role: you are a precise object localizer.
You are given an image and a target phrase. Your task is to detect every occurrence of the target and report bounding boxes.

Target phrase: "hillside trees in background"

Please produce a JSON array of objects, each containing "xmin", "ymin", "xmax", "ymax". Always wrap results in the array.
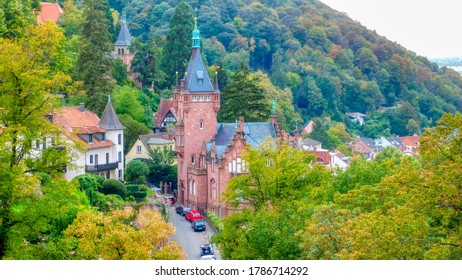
[
  {"xmin": 160, "ymin": 0, "xmax": 194, "ymax": 89},
  {"xmin": 219, "ymin": 62, "xmax": 271, "ymax": 123},
  {"xmin": 131, "ymin": 34, "xmax": 166, "ymax": 90},
  {"xmin": 76, "ymin": 0, "xmax": 115, "ymax": 114}
]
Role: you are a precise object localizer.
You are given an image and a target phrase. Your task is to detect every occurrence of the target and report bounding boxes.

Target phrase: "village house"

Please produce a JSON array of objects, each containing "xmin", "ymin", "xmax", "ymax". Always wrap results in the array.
[
  {"xmin": 351, "ymin": 137, "xmax": 377, "ymax": 160},
  {"xmin": 125, "ymin": 132, "xmax": 175, "ymax": 165},
  {"xmin": 51, "ymin": 99, "xmax": 125, "ymax": 181},
  {"xmin": 399, "ymin": 135, "xmax": 420, "ymax": 154},
  {"xmin": 346, "ymin": 112, "xmax": 366, "ymax": 125},
  {"xmin": 153, "ymin": 99, "xmax": 177, "ymax": 133},
  {"xmin": 301, "ymin": 138, "xmax": 322, "ymax": 151}
]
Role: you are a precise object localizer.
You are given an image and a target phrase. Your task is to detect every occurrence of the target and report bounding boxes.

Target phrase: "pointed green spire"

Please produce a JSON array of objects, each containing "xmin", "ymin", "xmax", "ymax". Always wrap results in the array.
[{"xmin": 192, "ymin": 17, "xmax": 200, "ymax": 48}]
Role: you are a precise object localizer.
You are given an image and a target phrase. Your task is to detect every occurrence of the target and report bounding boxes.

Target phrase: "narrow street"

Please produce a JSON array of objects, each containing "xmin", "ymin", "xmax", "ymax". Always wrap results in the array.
[{"xmin": 168, "ymin": 205, "xmax": 222, "ymax": 260}]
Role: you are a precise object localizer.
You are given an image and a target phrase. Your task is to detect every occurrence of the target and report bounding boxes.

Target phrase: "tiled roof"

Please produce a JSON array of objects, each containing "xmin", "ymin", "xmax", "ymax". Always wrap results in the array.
[
  {"xmin": 53, "ymin": 106, "xmax": 115, "ymax": 149},
  {"xmin": 114, "ymin": 18, "xmax": 131, "ymax": 46},
  {"xmin": 184, "ymin": 48, "xmax": 214, "ymax": 92},
  {"xmin": 98, "ymin": 100, "xmax": 124, "ymax": 130},
  {"xmin": 37, "ymin": 2, "xmax": 64, "ymax": 24},
  {"xmin": 312, "ymin": 151, "xmax": 331, "ymax": 164},
  {"xmin": 213, "ymin": 122, "xmax": 277, "ymax": 158},
  {"xmin": 302, "ymin": 120, "xmax": 315, "ymax": 135},
  {"xmin": 154, "ymin": 99, "xmax": 176, "ymax": 127},
  {"xmin": 139, "ymin": 133, "xmax": 173, "ymax": 150},
  {"xmin": 302, "ymin": 138, "xmax": 321, "ymax": 147},
  {"xmin": 400, "ymin": 136, "xmax": 420, "ymax": 146},
  {"xmin": 359, "ymin": 137, "xmax": 376, "ymax": 149}
]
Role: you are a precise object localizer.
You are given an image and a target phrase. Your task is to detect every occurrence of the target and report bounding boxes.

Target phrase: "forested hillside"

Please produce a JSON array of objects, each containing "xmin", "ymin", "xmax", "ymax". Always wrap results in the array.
[{"xmin": 105, "ymin": 0, "xmax": 462, "ymax": 137}]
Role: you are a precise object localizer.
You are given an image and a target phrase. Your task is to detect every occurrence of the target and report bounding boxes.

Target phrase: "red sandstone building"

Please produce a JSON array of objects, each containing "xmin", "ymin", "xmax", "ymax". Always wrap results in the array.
[{"xmin": 171, "ymin": 21, "xmax": 282, "ymax": 217}]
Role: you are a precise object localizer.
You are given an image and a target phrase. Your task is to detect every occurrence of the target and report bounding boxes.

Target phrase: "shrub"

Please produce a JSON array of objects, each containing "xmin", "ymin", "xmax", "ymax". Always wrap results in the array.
[
  {"xmin": 125, "ymin": 159, "xmax": 149, "ymax": 184},
  {"xmin": 101, "ymin": 179, "xmax": 127, "ymax": 198}
]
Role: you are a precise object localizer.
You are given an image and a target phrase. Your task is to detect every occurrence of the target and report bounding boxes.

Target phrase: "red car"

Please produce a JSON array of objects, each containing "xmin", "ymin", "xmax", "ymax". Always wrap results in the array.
[{"xmin": 185, "ymin": 209, "xmax": 203, "ymax": 222}]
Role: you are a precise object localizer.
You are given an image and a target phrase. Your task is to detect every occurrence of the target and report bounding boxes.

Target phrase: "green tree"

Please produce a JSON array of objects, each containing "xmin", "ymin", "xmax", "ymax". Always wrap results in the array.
[
  {"xmin": 2, "ymin": 177, "xmax": 89, "ymax": 259},
  {"xmin": 113, "ymin": 85, "xmax": 146, "ymax": 123},
  {"xmin": 160, "ymin": 0, "xmax": 194, "ymax": 88},
  {"xmin": 126, "ymin": 160, "xmax": 149, "ymax": 184},
  {"xmin": 76, "ymin": 0, "xmax": 115, "ymax": 114},
  {"xmin": 214, "ymin": 140, "xmax": 333, "ymax": 259},
  {"xmin": 131, "ymin": 35, "xmax": 166, "ymax": 90},
  {"xmin": 219, "ymin": 62, "xmax": 271, "ymax": 122},
  {"xmin": 0, "ymin": 0, "xmax": 40, "ymax": 38}
]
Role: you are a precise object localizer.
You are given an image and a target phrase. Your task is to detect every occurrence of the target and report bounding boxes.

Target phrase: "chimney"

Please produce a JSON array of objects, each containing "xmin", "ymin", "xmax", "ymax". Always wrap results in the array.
[
  {"xmin": 79, "ymin": 103, "xmax": 85, "ymax": 112},
  {"xmin": 238, "ymin": 116, "xmax": 244, "ymax": 132}
]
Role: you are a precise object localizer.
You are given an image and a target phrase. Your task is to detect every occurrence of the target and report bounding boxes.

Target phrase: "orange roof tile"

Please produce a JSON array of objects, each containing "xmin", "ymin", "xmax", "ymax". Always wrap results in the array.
[
  {"xmin": 311, "ymin": 151, "xmax": 331, "ymax": 164},
  {"xmin": 37, "ymin": 2, "xmax": 64, "ymax": 24},
  {"xmin": 400, "ymin": 136, "xmax": 419, "ymax": 146},
  {"xmin": 53, "ymin": 106, "xmax": 114, "ymax": 150}
]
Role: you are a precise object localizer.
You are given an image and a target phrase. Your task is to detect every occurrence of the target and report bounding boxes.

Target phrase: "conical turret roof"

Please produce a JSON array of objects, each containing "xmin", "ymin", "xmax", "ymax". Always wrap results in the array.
[
  {"xmin": 98, "ymin": 97, "xmax": 125, "ymax": 130},
  {"xmin": 183, "ymin": 20, "xmax": 214, "ymax": 93},
  {"xmin": 114, "ymin": 15, "xmax": 131, "ymax": 46}
]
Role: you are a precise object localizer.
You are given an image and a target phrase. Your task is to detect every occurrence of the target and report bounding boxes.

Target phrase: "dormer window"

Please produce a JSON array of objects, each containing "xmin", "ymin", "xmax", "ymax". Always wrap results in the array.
[
  {"xmin": 192, "ymin": 96, "xmax": 197, "ymax": 101},
  {"xmin": 100, "ymin": 133, "xmax": 105, "ymax": 141},
  {"xmin": 88, "ymin": 134, "xmax": 93, "ymax": 143},
  {"xmin": 197, "ymin": 71, "xmax": 204, "ymax": 84}
]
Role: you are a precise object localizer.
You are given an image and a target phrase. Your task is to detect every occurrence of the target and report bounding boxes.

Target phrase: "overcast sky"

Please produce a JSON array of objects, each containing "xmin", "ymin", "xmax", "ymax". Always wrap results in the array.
[{"xmin": 320, "ymin": 0, "xmax": 462, "ymax": 58}]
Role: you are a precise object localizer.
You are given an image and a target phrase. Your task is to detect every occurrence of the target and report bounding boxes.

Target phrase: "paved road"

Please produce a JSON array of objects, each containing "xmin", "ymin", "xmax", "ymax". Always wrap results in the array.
[{"xmin": 168, "ymin": 206, "xmax": 221, "ymax": 260}]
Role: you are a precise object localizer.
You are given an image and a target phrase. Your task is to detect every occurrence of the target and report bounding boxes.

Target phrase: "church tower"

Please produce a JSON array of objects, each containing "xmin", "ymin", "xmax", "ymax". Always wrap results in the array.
[
  {"xmin": 114, "ymin": 13, "xmax": 134, "ymax": 69},
  {"xmin": 174, "ymin": 18, "xmax": 220, "ymax": 210}
]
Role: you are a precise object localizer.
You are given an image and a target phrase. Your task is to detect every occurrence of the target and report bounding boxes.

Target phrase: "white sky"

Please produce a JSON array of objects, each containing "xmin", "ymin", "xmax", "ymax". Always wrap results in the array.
[{"xmin": 320, "ymin": 0, "xmax": 462, "ymax": 58}]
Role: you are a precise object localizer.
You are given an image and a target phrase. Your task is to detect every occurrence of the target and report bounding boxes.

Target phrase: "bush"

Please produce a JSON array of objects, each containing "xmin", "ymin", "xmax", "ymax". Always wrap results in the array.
[
  {"xmin": 206, "ymin": 211, "xmax": 224, "ymax": 232},
  {"xmin": 125, "ymin": 184, "xmax": 140, "ymax": 192},
  {"xmin": 126, "ymin": 159, "xmax": 149, "ymax": 184},
  {"xmin": 101, "ymin": 179, "xmax": 127, "ymax": 198}
]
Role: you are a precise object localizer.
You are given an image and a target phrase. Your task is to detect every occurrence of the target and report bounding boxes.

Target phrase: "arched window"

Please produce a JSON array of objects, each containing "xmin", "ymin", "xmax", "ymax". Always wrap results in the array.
[
  {"xmin": 121, "ymin": 48, "xmax": 124, "ymax": 55},
  {"xmin": 200, "ymin": 120, "xmax": 204, "ymax": 129}
]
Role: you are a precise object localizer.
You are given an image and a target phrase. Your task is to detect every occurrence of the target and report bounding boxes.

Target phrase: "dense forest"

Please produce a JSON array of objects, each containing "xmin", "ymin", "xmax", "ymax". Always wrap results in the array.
[
  {"xmin": 112, "ymin": 0, "xmax": 462, "ymax": 138},
  {"xmin": 37, "ymin": 0, "xmax": 462, "ymax": 139}
]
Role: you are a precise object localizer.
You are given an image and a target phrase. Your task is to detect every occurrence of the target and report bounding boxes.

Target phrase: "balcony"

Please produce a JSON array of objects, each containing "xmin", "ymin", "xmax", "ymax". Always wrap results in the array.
[{"xmin": 85, "ymin": 162, "xmax": 119, "ymax": 172}]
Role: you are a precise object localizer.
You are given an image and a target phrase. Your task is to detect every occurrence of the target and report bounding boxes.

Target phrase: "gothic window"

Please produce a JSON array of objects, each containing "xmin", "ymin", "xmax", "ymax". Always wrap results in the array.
[
  {"xmin": 191, "ymin": 155, "xmax": 195, "ymax": 164},
  {"xmin": 200, "ymin": 120, "xmax": 204, "ymax": 129}
]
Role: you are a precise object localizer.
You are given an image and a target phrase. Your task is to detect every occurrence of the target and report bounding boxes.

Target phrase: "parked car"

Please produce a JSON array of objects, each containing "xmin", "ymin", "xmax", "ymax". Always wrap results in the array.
[
  {"xmin": 200, "ymin": 255, "xmax": 216, "ymax": 260},
  {"xmin": 163, "ymin": 196, "xmax": 176, "ymax": 205},
  {"xmin": 191, "ymin": 220, "xmax": 206, "ymax": 232},
  {"xmin": 200, "ymin": 244, "xmax": 214, "ymax": 256},
  {"xmin": 185, "ymin": 209, "xmax": 203, "ymax": 222},
  {"xmin": 175, "ymin": 205, "xmax": 190, "ymax": 216}
]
